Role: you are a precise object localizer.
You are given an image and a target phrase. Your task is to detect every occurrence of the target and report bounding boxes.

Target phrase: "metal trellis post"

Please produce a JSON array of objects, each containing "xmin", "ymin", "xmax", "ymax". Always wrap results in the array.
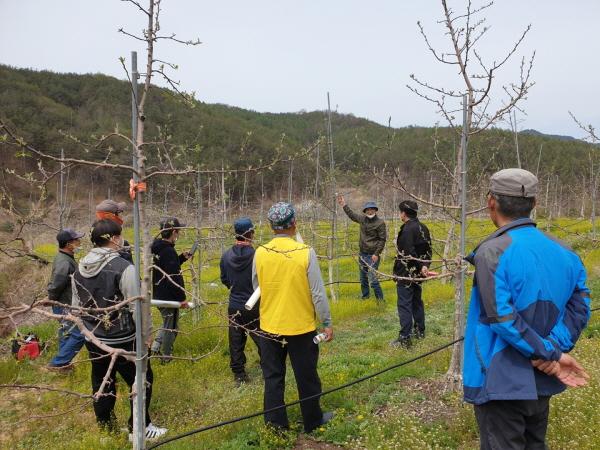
[{"xmin": 131, "ymin": 51, "xmax": 146, "ymax": 450}]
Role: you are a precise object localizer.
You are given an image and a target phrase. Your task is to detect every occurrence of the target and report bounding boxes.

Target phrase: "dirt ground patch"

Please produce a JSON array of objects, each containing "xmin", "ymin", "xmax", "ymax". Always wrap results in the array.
[
  {"xmin": 397, "ymin": 377, "xmax": 459, "ymax": 424},
  {"xmin": 294, "ymin": 436, "xmax": 345, "ymax": 450},
  {"xmin": 0, "ymin": 256, "xmax": 50, "ymax": 338},
  {"xmin": 0, "ymin": 389, "xmax": 33, "ymax": 446},
  {"xmin": 373, "ymin": 376, "xmax": 459, "ymax": 425}
]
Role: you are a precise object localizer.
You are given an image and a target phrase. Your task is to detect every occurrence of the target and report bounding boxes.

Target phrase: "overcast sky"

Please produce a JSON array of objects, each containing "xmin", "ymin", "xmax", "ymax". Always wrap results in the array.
[{"xmin": 1, "ymin": 0, "xmax": 598, "ymax": 137}]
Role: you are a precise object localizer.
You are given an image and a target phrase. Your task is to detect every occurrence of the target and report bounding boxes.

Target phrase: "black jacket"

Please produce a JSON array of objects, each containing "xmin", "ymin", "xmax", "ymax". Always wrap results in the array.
[
  {"xmin": 120, "ymin": 239, "xmax": 133, "ymax": 263},
  {"xmin": 47, "ymin": 250, "xmax": 77, "ymax": 305},
  {"xmin": 151, "ymin": 239, "xmax": 187, "ymax": 302},
  {"xmin": 393, "ymin": 218, "xmax": 432, "ymax": 284},
  {"xmin": 220, "ymin": 244, "xmax": 255, "ymax": 310}
]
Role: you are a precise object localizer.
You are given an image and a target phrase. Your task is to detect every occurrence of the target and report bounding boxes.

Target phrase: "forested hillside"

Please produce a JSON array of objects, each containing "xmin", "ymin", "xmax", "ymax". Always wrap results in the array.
[{"xmin": 0, "ymin": 65, "xmax": 595, "ymax": 214}]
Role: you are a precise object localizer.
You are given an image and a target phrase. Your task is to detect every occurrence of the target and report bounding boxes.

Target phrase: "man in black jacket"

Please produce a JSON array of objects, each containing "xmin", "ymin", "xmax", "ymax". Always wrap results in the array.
[
  {"xmin": 220, "ymin": 217, "xmax": 261, "ymax": 385},
  {"xmin": 391, "ymin": 200, "xmax": 432, "ymax": 349},
  {"xmin": 46, "ymin": 228, "xmax": 85, "ymax": 372},
  {"xmin": 72, "ymin": 219, "xmax": 167, "ymax": 440},
  {"xmin": 150, "ymin": 217, "xmax": 191, "ymax": 360}
]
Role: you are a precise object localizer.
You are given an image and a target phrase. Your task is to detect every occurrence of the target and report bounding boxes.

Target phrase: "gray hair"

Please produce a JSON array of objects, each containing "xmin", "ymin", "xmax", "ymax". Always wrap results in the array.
[{"xmin": 490, "ymin": 193, "xmax": 535, "ymax": 219}]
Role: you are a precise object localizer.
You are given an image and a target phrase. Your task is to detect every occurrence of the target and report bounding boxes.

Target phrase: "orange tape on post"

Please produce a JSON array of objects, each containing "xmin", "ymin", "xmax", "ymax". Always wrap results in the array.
[{"xmin": 129, "ymin": 179, "xmax": 147, "ymax": 200}]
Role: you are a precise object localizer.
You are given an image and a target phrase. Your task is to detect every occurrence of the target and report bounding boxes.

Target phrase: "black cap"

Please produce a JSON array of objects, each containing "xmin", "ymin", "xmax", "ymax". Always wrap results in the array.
[
  {"xmin": 399, "ymin": 200, "xmax": 418, "ymax": 213},
  {"xmin": 159, "ymin": 217, "xmax": 186, "ymax": 231},
  {"xmin": 56, "ymin": 228, "xmax": 85, "ymax": 244}
]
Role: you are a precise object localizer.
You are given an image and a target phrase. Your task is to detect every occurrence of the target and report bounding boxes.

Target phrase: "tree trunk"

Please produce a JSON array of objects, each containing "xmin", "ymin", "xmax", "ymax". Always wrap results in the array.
[{"xmin": 440, "ymin": 222, "xmax": 455, "ymax": 284}]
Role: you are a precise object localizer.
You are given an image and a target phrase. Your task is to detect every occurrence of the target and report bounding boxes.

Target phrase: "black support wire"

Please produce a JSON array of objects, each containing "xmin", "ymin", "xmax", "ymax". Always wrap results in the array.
[{"xmin": 148, "ymin": 337, "xmax": 464, "ymax": 449}]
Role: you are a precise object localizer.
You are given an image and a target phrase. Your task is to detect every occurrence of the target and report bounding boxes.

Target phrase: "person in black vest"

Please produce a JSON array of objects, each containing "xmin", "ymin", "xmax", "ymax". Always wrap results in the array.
[
  {"xmin": 150, "ymin": 217, "xmax": 192, "ymax": 360},
  {"xmin": 72, "ymin": 219, "xmax": 167, "ymax": 440},
  {"xmin": 95, "ymin": 199, "xmax": 133, "ymax": 263},
  {"xmin": 220, "ymin": 217, "xmax": 261, "ymax": 386},
  {"xmin": 390, "ymin": 200, "xmax": 432, "ymax": 349}
]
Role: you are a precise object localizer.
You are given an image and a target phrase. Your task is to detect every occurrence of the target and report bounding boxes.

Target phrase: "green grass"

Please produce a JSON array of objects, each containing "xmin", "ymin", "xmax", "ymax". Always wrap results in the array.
[{"xmin": 1, "ymin": 217, "xmax": 599, "ymax": 449}]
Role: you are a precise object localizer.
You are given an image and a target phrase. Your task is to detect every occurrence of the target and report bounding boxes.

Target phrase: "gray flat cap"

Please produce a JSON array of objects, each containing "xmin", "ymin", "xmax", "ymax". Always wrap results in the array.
[
  {"xmin": 490, "ymin": 168, "xmax": 538, "ymax": 198},
  {"xmin": 96, "ymin": 199, "xmax": 126, "ymax": 213}
]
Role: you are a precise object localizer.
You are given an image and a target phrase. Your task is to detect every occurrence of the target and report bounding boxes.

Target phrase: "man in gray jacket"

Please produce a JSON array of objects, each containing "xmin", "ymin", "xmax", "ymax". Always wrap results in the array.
[
  {"xmin": 46, "ymin": 228, "xmax": 85, "ymax": 372},
  {"xmin": 338, "ymin": 195, "xmax": 387, "ymax": 300}
]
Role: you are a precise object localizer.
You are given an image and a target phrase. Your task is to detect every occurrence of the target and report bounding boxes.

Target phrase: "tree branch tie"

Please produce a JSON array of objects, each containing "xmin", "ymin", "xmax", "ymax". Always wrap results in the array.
[{"xmin": 129, "ymin": 179, "xmax": 147, "ymax": 200}]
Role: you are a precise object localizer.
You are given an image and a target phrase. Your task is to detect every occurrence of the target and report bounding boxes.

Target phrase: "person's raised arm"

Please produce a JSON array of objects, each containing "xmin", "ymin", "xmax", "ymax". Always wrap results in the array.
[{"xmin": 338, "ymin": 195, "xmax": 363, "ymax": 224}]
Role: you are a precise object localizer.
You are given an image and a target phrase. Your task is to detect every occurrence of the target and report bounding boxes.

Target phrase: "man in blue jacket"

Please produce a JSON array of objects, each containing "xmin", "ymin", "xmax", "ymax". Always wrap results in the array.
[
  {"xmin": 220, "ymin": 217, "xmax": 261, "ymax": 386},
  {"xmin": 464, "ymin": 168, "xmax": 590, "ymax": 450}
]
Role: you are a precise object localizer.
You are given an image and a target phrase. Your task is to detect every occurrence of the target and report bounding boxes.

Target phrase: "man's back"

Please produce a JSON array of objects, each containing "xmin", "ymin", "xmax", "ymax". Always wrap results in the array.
[
  {"xmin": 465, "ymin": 219, "xmax": 589, "ymax": 404},
  {"xmin": 73, "ymin": 249, "xmax": 135, "ymax": 343},
  {"xmin": 395, "ymin": 219, "xmax": 431, "ymax": 279},
  {"xmin": 474, "ymin": 222, "xmax": 584, "ymax": 322},
  {"xmin": 254, "ymin": 236, "xmax": 314, "ymax": 335},
  {"xmin": 151, "ymin": 238, "xmax": 185, "ymax": 301},
  {"xmin": 220, "ymin": 244, "xmax": 255, "ymax": 310}
]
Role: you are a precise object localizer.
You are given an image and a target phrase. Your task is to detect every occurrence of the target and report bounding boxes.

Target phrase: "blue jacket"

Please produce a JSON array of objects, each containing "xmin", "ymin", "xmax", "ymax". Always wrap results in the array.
[{"xmin": 463, "ymin": 218, "xmax": 590, "ymax": 405}]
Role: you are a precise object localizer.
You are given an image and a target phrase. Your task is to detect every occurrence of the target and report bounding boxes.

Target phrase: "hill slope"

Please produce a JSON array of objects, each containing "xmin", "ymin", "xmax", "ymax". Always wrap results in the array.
[{"xmin": 0, "ymin": 65, "xmax": 595, "ymax": 210}]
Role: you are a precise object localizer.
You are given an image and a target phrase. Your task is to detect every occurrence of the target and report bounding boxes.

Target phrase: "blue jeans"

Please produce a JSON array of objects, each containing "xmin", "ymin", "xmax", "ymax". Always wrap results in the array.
[
  {"xmin": 151, "ymin": 307, "xmax": 180, "ymax": 356},
  {"xmin": 50, "ymin": 305, "xmax": 85, "ymax": 367},
  {"xmin": 358, "ymin": 252, "xmax": 384, "ymax": 299}
]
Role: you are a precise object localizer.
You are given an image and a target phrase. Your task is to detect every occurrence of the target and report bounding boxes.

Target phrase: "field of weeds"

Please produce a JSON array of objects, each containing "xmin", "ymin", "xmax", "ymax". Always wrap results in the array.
[{"xmin": 0, "ymin": 217, "xmax": 598, "ymax": 449}]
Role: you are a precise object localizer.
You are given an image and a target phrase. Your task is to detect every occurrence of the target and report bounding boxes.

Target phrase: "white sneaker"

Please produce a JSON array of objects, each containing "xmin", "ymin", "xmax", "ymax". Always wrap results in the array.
[{"xmin": 128, "ymin": 423, "xmax": 168, "ymax": 442}]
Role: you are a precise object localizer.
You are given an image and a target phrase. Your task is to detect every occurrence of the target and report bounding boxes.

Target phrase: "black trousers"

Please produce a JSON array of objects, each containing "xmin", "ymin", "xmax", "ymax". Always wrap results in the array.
[
  {"xmin": 259, "ymin": 330, "xmax": 323, "ymax": 432},
  {"xmin": 86, "ymin": 340, "xmax": 152, "ymax": 431},
  {"xmin": 228, "ymin": 307, "xmax": 261, "ymax": 375},
  {"xmin": 474, "ymin": 397, "xmax": 550, "ymax": 450},
  {"xmin": 396, "ymin": 282, "xmax": 425, "ymax": 338}
]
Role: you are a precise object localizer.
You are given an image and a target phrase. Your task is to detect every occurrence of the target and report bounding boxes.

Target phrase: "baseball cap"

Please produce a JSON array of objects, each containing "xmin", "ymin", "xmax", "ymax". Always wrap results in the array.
[
  {"xmin": 490, "ymin": 168, "xmax": 538, "ymax": 198},
  {"xmin": 159, "ymin": 217, "xmax": 186, "ymax": 231},
  {"xmin": 56, "ymin": 228, "xmax": 85, "ymax": 244},
  {"xmin": 234, "ymin": 217, "xmax": 254, "ymax": 237},
  {"xmin": 399, "ymin": 200, "xmax": 419, "ymax": 213},
  {"xmin": 267, "ymin": 202, "xmax": 296, "ymax": 230},
  {"xmin": 96, "ymin": 199, "xmax": 126, "ymax": 214}
]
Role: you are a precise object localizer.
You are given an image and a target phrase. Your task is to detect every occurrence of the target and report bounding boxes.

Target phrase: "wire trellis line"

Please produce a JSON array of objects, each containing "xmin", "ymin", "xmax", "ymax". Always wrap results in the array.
[{"xmin": 147, "ymin": 337, "xmax": 464, "ymax": 449}]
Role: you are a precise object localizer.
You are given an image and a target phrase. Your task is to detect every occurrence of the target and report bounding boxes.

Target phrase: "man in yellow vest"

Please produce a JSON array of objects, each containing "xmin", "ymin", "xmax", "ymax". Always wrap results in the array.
[{"xmin": 253, "ymin": 202, "xmax": 334, "ymax": 432}]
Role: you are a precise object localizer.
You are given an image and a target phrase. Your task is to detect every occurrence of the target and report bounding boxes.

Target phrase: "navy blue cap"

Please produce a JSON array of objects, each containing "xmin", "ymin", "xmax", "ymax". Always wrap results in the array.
[
  {"xmin": 234, "ymin": 217, "xmax": 254, "ymax": 237},
  {"xmin": 56, "ymin": 228, "xmax": 85, "ymax": 244},
  {"xmin": 362, "ymin": 201, "xmax": 378, "ymax": 213}
]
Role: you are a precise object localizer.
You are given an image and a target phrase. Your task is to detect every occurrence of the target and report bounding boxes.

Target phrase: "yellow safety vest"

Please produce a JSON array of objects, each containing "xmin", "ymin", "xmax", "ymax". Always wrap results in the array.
[{"xmin": 255, "ymin": 236, "xmax": 316, "ymax": 335}]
